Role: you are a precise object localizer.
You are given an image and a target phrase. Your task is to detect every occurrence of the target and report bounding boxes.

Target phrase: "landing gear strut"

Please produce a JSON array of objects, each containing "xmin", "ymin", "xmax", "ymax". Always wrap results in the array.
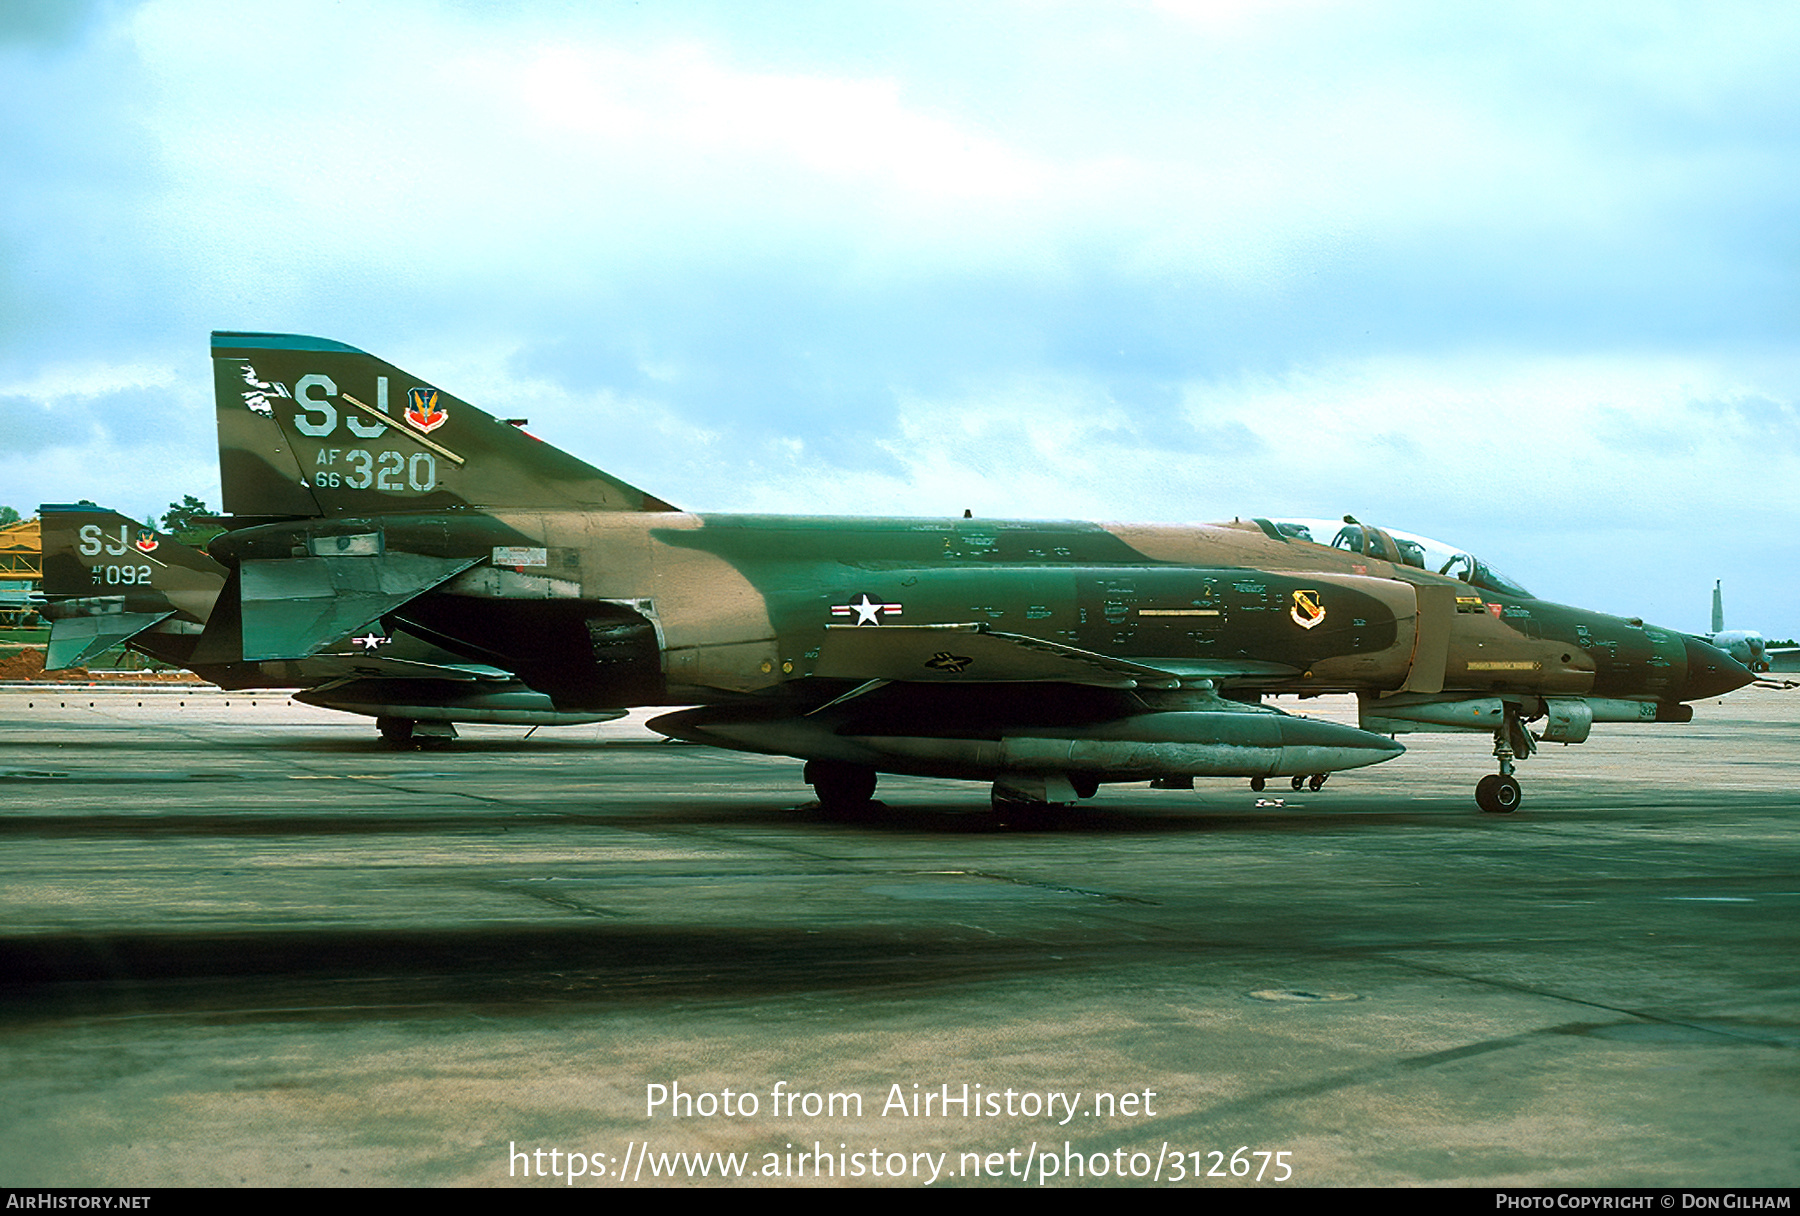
[{"xmin": 1475, "ymin": 705, "xmax": 1531, "ymax": 813}]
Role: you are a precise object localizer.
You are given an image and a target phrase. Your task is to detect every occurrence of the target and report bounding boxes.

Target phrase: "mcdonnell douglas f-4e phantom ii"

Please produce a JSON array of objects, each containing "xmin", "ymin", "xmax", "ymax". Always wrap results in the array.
[
  {"xmin": 200, "ymin": 331, "xmax": 1753, "ymax": 815},
  {"xmin": 35, "ymin": 503, "xmax": 623, "ymax": 741}
]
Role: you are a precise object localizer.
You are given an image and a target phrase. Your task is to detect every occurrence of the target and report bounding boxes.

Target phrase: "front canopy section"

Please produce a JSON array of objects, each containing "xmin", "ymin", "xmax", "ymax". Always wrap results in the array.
[{"xmin": 1261, "ymin": 517, "xmax": 1534, "ymax": 600}]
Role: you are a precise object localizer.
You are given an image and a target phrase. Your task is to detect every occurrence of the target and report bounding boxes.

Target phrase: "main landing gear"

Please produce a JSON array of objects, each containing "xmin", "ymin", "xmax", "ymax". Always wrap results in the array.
[
  {"xmin": 801, "ymin": 764, "xmax": 1102, "ymax": 824},
  {"xmin": 803, "ymin": 760, "xmax": 877, "ymax": 812}
]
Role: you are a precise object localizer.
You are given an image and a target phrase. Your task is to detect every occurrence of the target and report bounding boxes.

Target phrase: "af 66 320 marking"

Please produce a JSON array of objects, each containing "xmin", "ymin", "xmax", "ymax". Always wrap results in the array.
[{"xmin": 310, "ymin": 447, "xmax": 438, "ymax": 493}]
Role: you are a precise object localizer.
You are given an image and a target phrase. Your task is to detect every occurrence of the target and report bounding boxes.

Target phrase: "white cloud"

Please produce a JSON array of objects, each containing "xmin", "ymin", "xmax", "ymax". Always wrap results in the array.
[
  {"xmin": 6, "ymin": 0, "xmax": 1800, "ymax": 633},
  {"xmin": 0, "ymin": 361, "xmax": 177, "ymax": 403}
]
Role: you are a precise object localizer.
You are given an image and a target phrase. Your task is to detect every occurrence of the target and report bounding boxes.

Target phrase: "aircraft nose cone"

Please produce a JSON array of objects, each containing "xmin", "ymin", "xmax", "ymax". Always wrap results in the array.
[{"xmin": 1679, "ymin": 635, "xmax": 1756, "ymax": 701}]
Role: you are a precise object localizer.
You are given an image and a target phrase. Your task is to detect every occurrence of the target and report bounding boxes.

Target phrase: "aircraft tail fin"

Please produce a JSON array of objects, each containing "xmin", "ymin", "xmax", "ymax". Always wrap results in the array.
[
  {"xmin": 36, "ymin": 503, "xmax": 227, "ymax": 669},
  {"xmin": 1712, "ymin": 579, "xmax": 1725, "ymax": 634},
  {"xmin": 212, "ymin": 332, "xmax": 676, "ymax": 520},
  {"xmin": 38, "ymin": 502, "xmax": 226, "ymax": 604}
]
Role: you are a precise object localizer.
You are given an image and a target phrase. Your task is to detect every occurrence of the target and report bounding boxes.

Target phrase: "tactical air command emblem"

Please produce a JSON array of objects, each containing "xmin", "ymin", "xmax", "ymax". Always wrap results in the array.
[
  {"xmin": 405, "ymin": 387, "xmax": 448, "ymax": 434},
  {"xmin": 133, "ymin": 529, "xmax": 159, "ymax": 554},
  {"xmin": 1290, "ymin": 589, "xmax": 1326, "ymax": 630}
]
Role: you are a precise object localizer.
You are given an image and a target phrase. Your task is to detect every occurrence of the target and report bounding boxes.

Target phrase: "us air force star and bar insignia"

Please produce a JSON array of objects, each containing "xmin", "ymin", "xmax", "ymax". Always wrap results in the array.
[
  {"xmin": 1290, "ymin": 589, "xmax": 1326, "ymax": 630},
  {"xmin": 925, "ymin": 651, "xmax": 973, "ymax": 673},
  {"xmin": 405, "ymin": 387, "xmax": 448, "ymax": 434},
  {"xmin": 830, "ymin": 593, "xmax": 903, "ymax": 625},
  {"xmin": 351, "ymin": 633, "xmax": 392, "ymax": 651}
]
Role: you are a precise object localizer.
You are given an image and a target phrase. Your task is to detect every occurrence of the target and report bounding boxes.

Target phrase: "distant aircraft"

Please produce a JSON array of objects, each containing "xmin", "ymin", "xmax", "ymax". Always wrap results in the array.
[
  {"xmin": 35, "ymin": 503, "xmax": 623, "ymax": 743},
  {"xmin": 1702, "ymin": 580, "xmax": 1773, "ymax": 673},
  {"xmin": 190, "ymin": 331, "xmax": 1751, "ymax": 815}
]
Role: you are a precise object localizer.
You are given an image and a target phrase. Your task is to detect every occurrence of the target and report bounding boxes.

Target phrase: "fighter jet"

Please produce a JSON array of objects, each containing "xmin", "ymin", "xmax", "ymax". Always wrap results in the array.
[
  {"xmin": 199, "ymin": 331, "xmax": 1753, "ymax": 815},
  {"xmin": 36, "ymin": 502, "xmax": 623, "ymax": 742}
]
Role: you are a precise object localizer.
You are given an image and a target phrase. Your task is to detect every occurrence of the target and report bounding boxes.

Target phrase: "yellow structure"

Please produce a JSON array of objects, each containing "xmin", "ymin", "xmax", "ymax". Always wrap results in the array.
[
  {"xmin": 1, "ymin": 516, "xmax": 42, "ymax": 627},
  {"xmin": 1, "ymin": 516, "xmax": 41, "ymax": 578}
]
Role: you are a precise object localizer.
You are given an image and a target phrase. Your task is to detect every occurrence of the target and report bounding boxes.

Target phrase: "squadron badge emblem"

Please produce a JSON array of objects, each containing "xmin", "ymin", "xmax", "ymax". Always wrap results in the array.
[
  {"xmin": 1290, "ymin": 589, "xmax": 1325, "ymax": 630},
  {"xmin": 405, "ymin": 387, "xmax": 448, "ymax": 434}
]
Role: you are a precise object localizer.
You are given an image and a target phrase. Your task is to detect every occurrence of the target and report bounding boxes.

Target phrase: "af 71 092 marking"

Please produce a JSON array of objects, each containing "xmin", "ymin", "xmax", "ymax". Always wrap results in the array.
[{"xmin": 89, "ymin": 563, "xmax": 153, "ymax": 587}]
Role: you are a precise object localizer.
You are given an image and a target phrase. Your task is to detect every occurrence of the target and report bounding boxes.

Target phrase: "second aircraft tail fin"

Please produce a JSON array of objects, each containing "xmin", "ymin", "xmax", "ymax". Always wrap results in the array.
[{"xmin": 36, "ymin": 502, "xmax": 227, "ymax": 669}]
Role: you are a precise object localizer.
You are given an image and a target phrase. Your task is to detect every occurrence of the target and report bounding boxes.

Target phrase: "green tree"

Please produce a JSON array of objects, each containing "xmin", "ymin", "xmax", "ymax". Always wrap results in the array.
[
  {"xmin": 160, "ymin": 495, "xmax": 209, "ymax": 532},
  {"xmin": 0, "ymin": 506, "xmax": 19, "ymax": 527},
  {"xmin": 160, "ymin": 495, "xmax": 223, "ymax": 546}
]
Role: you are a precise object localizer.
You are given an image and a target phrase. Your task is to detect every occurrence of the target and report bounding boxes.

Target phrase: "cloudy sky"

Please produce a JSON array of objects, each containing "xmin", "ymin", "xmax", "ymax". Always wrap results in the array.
[{"xmin": 3, "ymin": 0, "xmax": 1797, "ymax": 634}]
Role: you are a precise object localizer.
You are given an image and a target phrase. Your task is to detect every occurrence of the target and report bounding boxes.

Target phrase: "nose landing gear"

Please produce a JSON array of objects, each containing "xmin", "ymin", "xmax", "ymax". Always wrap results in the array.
[{"xmin": 1475, "ymin": 705, "xmax": 1532, "ymax": 813}]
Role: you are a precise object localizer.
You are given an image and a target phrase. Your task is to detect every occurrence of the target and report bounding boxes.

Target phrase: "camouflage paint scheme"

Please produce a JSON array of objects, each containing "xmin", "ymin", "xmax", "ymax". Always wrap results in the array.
[
  {"xmin": 35, "ymin": 502, "xmax": 622, "ymax": 736},
  {"xmin": 191, "ymin": 332, "xmax": 1752, "ymax": 813}
]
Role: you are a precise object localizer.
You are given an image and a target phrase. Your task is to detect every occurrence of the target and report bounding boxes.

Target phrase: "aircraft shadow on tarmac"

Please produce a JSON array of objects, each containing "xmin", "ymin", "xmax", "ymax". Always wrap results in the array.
[
  {"xmin": 0, "ymin": 797, "xmax": 1474, "ymax": 839},
  {"xmin": 0, "ymin": 923, "xmax": 1132, "ymax": 1022},
  {"xmin": 786, "ymin": 799, "xmax": 1449, "ymax": 836}
]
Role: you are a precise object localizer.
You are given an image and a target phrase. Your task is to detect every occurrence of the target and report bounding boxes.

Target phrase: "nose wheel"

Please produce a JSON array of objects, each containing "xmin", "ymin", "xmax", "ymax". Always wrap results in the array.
[{"xmin": 1475, "ymin": 773, "xmax": 1522, "ymax": 814}]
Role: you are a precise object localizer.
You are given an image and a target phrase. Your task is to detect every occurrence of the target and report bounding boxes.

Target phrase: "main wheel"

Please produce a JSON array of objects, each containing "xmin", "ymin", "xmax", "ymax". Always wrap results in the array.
[
  {"xmin": 1290, "ymin": 775, "xmax": 1306, "ymax": 791},
  {"xmin": 1250, "ymin": 776, "xmax": 1266, "ymax": 792},
  {"xmin": 804, "ymin": 760, "xmax": 877, "ymax": 811},
  {"xmin": 1475, "ymin": 773, "xmax": 1522, "ymax": 814},
  {"xmin": 376, "ymin": 716, "xmax": 415, "ymax": 748},
  {"xmin": 1307, "ymin": 773, "xmax": 1327, "ymax": 791}
]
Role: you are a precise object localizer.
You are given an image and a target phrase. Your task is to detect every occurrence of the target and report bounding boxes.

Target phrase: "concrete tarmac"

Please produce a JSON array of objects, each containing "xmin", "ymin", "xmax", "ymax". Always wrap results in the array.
[{"xmin": 1, "ymin": 686, "xmax": 1796, "ymax": 1188}]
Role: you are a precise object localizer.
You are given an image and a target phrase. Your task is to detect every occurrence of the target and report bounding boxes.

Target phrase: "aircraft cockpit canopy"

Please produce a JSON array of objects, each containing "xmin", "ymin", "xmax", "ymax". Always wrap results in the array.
[{"xmin": 1262, "ymin": 517, "xmax": 1534, "ymax": 600}]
